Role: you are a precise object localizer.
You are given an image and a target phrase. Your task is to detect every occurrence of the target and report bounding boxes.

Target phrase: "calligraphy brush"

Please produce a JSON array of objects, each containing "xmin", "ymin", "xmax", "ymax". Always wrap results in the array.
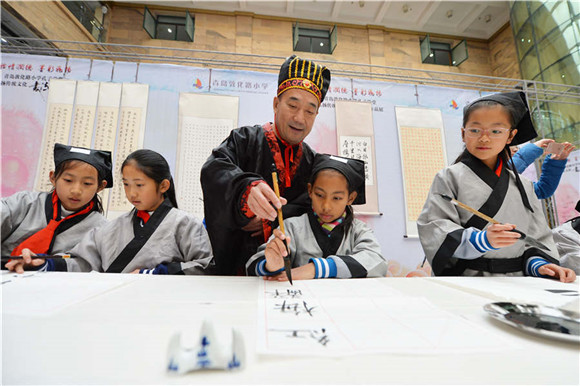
[
  {"xmin": 437, "ymin": 194, "xmax": 550, "ymax": 251},
  {"xmin": 1, "ymin": 254, "xmax": 71, "ymax": 264},
  {"xmin": 271, "ymin": 164, "xmax": 293, "ymax": 285}
]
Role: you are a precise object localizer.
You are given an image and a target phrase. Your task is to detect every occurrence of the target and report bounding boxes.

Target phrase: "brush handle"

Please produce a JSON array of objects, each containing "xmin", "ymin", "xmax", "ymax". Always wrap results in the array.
[
  {"xmin": 452, "ymin": 199, "xmax": 500, "ymax": 224},
  {"xmin": 271, "ymin": 171, "xmax": 286, "ymax": 234},
  {"xmin": 1, "ymin": 254, "xmax": 70, "ymax": 263},
  {"xmin": 271, "ymin": 169, "xmax": 293, "ymax": 284}
]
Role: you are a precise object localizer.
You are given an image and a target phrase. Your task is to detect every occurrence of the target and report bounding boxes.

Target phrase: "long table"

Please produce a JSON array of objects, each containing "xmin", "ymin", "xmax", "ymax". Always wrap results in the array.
[{"xmin": 2, "ymin": 272, "xmax": 579, "ymax": 384}]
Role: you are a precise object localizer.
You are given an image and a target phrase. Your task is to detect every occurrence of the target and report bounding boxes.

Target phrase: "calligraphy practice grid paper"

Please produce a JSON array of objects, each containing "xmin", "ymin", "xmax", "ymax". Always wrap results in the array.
[
  {"xmin": 399, "ymin": 126, "xmax": 446, "ymax": 222},
  {"xmin": 395, "ymin": 106, "xmax": 447, "ymax": 237},
  {"xmin": 258, "ymin": 279, "xmax": 516, "ymax": 357},
  {"xmin": 176, "ymin": 117, "xmax": 234, "ymax": 219}
]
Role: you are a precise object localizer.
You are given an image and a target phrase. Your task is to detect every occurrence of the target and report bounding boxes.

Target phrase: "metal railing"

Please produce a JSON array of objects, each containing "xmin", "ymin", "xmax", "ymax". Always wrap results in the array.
[{"xmin": 1, "ymin": 37, "xmax": 578, "ymax": 103}]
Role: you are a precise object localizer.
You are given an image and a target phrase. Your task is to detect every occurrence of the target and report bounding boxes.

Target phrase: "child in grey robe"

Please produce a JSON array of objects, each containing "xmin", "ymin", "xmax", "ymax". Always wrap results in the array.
[
  {"xmin": 246, "ymin": 153, "xmax": 386, "ymax": 279},
  {"xmin": 2, "ymin": 143, "xmax": 112, "ymax": 258},
  {"xmin": 418, "ymin": 92, "xmax": 575, "ymax": 282},
  {"xmin": 551, "ymin": 200, "xmax": 580, "ymax": 274},
  {"xmin": 7, "ymin": 149, "xmax": 213, "ymax": 275}
]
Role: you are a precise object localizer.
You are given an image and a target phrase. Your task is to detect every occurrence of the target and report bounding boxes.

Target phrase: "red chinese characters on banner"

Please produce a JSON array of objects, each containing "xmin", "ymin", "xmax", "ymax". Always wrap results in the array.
[
  {"xmin": 1, "ymin": 63, "xmax": 71, "ymax": 91},
  {"xmin": 1, "ymin": 63, "xmax": 71, "ymax": 73}
]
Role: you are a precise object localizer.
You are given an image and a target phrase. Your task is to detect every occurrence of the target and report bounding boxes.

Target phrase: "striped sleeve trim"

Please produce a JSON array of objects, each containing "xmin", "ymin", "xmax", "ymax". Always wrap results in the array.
[
  {"xmin": 38, "ymin": 261, "xmax": 50, "ymax": 272},
  {"xmin": 309, "ymin": 258, "xmax": 337, "ymax": 279},
  {"xmin": 469, "ymin": 230, "xmax": 498, "ymax": 253},
  {"xmin": 526, "ymin": 257, "xmax": 549, "ymax": 277},
  {"xmin": 256, "ymin": 259, "xmax": 284, "ymax": 276},
  {"xmin": 139, "ymin": 264, "xmax": 169, "ymax": 275}
]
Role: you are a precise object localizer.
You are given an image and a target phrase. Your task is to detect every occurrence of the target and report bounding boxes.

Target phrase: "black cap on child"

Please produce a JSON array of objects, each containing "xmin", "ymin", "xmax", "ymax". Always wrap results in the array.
[
  {"xmin": 53, "ymin": 143, "xmax": 113, "ymax": 188},
  {"xmin": 311, "ymin": 153, "xmax": 366, "ymax": 205},
  {"xmin": 464, "ymin": 91, "xmax": 537, "ymax": 145}
]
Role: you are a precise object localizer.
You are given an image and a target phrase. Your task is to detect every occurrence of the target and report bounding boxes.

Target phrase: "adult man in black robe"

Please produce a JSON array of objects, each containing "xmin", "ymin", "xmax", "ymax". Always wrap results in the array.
[{"xmin": 201, "ymin": 55, "xmax": 331, "ymax": 275}]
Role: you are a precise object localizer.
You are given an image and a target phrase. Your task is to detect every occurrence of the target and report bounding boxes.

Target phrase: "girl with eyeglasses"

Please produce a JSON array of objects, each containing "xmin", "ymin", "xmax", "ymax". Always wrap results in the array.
[{"xmin": 417, "ymin": 92, "xmax": 575, "ymax": 282}]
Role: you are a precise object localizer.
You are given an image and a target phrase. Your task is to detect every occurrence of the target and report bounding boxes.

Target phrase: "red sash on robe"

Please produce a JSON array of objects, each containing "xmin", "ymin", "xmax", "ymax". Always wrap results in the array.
[
  {"xmin": 261, "ymin": 122, "xmax": 304, "ymax": 242},
  {"xmin": 11, "ymin": 192, "xmax": 95, "ymax": 256}
]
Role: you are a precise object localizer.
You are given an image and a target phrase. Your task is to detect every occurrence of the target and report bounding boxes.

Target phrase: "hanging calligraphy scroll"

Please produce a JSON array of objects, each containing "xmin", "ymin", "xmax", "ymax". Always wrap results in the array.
[
  {"xmin": 395, "ymin": 106, "xmax": 447, "ymax": 237},
  {"xmin": 335, "ymin": 100, "xmax": 380, "ymax": 216}
]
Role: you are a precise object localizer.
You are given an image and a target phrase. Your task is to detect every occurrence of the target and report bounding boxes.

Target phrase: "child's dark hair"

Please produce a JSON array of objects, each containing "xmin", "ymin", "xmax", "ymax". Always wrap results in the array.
[
  {"xmin": 121, "ymin": 149, "xmax": 178, "ymax": 208},
  {"xmin": 310, "ymin": 168, "xmax": 355, "ymax": 233},
  {"xmin": 52, "ymin": 160, "xmax": 106, "ymax": 213},
  {"xmin": 461, "ymin": 100, "xmax": 517, "ymax": 129}
]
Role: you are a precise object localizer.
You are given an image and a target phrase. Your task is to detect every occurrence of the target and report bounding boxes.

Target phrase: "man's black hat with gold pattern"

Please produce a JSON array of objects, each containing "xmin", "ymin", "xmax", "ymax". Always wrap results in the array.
[{"xmin": 277, "ymin": 55, "xmax": 331, "ymax": 104}]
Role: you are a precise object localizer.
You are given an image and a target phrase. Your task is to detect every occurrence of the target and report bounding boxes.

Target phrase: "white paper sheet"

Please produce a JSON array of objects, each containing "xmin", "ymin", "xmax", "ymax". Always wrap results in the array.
[
  {"xmin": 430, "ymin": 276, "xmax": 580, "ymax": 309},
  {"xmin": 257, "ymin": 279, "xmax": 516, "ymax": 357},
  {"xmin": 1, "ymin": 272, "xmax": 136, "ymax": 317}
]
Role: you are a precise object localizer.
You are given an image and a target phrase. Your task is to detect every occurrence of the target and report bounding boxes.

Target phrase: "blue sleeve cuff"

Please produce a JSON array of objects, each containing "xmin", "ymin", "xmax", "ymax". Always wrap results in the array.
[
  {"xmin": 256, "ymin": 259, "xmax": 284, "ymax": 276},
  {"xmin": 30, "ymin": 260, "xmax": 51, "ymax": 272},
  {"xmin": 44, "ymin": 259, "xmax": 54, "ymax": 271},
  {"xmin": 511, "ymin": 143, "xmax": 543, "ymax": 173},
  {"xmin": 544, "ymin": 154, "xmax": 566, "ymax": 164},
  {"xmin": 140, "ymin": 263, "xmax": 169, "ymax": 275},
  {"xmin": 526, "ymin": 257, "xmax": 550, "ymax": 277},
  {"xmin": 309, "ymin": 257, "xmax": 337, "ymax": 279},
  {"xmin": 469, "ymin": 230, "xmax": 499, "ymax": 253}
]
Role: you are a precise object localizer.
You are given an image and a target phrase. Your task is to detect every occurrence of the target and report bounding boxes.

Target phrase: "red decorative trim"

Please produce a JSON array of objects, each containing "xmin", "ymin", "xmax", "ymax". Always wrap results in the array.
[
  {"xmin": 262, "ymin": 123, "xmax": 303, "ymax": 194},
  {"xmin": 11, "ymin": 193, "xmax": 95, "ymax": 256},
  {"xmin": 241, "ymin": 180, "xmax": 266, "ymax": 218},
  {"xmin": 136, "ymin": 210, "xmax": 151, "ymax": 224},
  {"xmin": 51, "ymin": 191, "xmax": 59, "ymax": 219},
  {"xmin": 277, "ymin": 78, "xmax": 321, "ymax": 104},
  {"xmin": 495, "ymin": 158, "xmax": 503, "ymax": 177}
]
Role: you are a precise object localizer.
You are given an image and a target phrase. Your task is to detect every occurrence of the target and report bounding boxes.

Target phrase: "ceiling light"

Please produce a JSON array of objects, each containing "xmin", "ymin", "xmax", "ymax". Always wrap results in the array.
[
  {"xmin": 562, "ymin": 74, "xmax": 565, "ymax": 78},
  {"xmin": 168, "ymin": 28, "xmax": 172, "ymax": 33},
  {"xmin": 1, "ymin": 38, "xmax": 6, "ymax": 43},
  {"xmin": 320, "ymin": 42, "xmax": 324, "ymax": 46},
  {"xmin": 527, "ymin": 39, "xmax": 531, "ymax": 43},
  {"xmin": 429, "ymin": 52, "xmax": 434, "ymax": 57}
]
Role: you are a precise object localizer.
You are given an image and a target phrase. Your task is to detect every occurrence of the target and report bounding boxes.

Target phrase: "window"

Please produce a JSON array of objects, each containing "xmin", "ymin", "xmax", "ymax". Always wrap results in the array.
[
  {"xmin": 293, "ymin": 23, "xmax": 337, "ymax": 54},
  {"xmin": 143, "ymin": 7, "xmax": 194, "ymax": 42},
  {"xmin": 62, "ymin": 1, "xmax": 106, "ymax": 42},
  {"xmin": 420, "ymin": 35, "xmax": 468, "ymax": 66}
]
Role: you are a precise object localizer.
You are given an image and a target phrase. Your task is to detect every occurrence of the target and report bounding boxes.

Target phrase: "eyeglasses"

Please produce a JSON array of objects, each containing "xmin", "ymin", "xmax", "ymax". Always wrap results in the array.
[{"xmin": 463, "ymin": 127, "xmax": 510, "ymax": 138}]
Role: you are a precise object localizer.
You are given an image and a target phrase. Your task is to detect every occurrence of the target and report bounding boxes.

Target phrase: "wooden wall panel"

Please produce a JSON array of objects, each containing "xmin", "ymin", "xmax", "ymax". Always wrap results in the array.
[{"xmin": 11, "ymin": 2, "xmax": 523, "ymax": 81}]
